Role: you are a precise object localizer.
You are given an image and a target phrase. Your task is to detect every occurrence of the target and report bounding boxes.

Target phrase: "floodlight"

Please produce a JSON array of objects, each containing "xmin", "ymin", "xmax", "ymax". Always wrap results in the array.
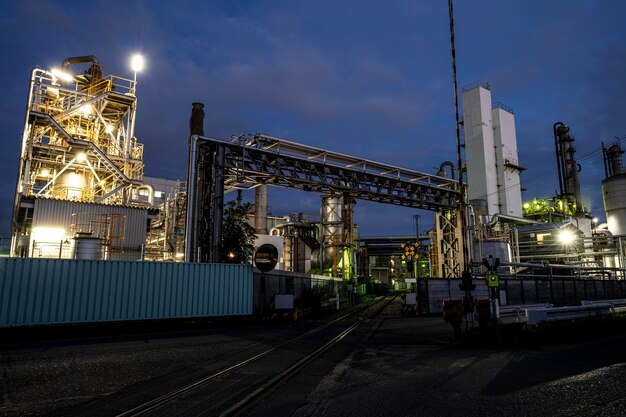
[
  {"xmin": 51, "ymin": 68, "xmax": 73, "ymax": 83},
  {"xmin": 559, "ymin": 230, "xmax": 575, "ymax": 245},
  {"xmin": 76, "ymin": 152, "xmax": 87, "ymax": 162},
  {"xmin": 130, "ymin": 54, "xmax": 144, "ymax": 73}
]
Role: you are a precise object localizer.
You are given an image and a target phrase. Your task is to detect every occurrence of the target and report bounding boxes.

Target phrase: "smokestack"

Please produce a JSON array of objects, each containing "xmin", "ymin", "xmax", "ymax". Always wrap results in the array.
[
  {"xmin": 554, "ymin": 122, "xmax": 583, "ymax": 212},
  {"xmin": 607, "ymin": 143, "xmax": 624, "ymax": 177},
  {"xmin": 189, "ymin": 102, "xmax": 205, "ymax": 137},
  {"xmin": 254, "ymin": 185, "xmax": 268, "ymax": 234}
]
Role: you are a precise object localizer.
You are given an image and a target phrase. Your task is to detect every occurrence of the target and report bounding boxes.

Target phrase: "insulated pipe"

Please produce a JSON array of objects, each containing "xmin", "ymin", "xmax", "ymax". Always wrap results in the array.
[
  {"xmin": 436, "ymin": 161, "xmax": 456, "ymax": 180},
  {"xmin": 606, "ymin": 143, "xmax": 624, "ymax": 177},
  {"xmin": 61, "ymin": 55, "xmax": 101, "ymax": 71},
  {"xmin": 135, "ymin": 183, "xmax": 154, "ymax": 206},
  {"xmin": 185, "ymin": 135, "xmax": 198, "ymax": 263},
  {"xmin": 61, "ymin": 55, "xmax": 102, "ymax": 83},
  {"xmin": 488, "ymin": 213, "xmax": 543, "ymax": 227},
  {"xmin": 254, "ymin": 185, "xmax": 268, "ymax": 234},
  {"xmin": 185, "ymin": 103, "xmax": 205, "ymax": 262},
  {"xmin": 553, "ymin": 122, "xmax": 566, "ymax": 198}
]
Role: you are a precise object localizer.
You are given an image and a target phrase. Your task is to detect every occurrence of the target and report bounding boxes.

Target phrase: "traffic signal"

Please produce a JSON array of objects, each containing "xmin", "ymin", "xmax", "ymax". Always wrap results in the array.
[{"xmin": 459, "ymin": 271, "xmax": 475, "ymax": 291}]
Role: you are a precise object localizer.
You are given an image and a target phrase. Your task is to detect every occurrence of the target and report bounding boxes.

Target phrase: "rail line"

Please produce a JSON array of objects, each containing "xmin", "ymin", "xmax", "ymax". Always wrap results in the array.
[{"xmin": 116, "ymin": 293, "xmax": 399, "ymax": 417}]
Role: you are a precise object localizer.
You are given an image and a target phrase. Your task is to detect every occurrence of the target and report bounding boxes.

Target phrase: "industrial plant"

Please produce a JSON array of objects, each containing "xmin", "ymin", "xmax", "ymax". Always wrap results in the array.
[{"xmin": 8, "ymin": 55, "xmax": 626, "ymax": 283}]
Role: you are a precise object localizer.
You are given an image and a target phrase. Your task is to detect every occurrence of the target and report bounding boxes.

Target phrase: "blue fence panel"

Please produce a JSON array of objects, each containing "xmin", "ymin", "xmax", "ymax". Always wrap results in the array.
[{"xmin": 0, "ymin": 258, "xmax": 253, "ymax": 327}]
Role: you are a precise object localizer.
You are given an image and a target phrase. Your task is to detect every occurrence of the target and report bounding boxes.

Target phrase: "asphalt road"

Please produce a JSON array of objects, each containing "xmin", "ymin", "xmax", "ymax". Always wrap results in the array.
[{"xmin": 2, "ymin": 302, "xmax": 625, "ymax": 417}]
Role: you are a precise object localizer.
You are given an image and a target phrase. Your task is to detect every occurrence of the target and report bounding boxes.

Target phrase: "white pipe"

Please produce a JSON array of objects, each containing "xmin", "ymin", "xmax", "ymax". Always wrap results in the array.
[
  {"xmin": 488, "ymin": 213, "xmax": 543, "ymax": 227},
  {"xmin": 135, "ymin": 183, "xmax": 154, "ymax": 206},
  {"xmin": 185, "ymin": 135, "xmax": 198, "ymax": 262}
]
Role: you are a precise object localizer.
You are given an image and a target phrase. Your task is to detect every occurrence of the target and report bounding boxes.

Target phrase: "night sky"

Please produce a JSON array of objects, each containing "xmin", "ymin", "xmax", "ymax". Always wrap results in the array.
[{"xmin": 1, "ymin": 1, "xmax": 625, "ymax": 237}]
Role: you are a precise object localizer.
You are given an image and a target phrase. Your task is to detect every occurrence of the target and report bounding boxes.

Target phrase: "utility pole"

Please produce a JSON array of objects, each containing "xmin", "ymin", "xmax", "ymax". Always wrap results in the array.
[{"xmin": 448, "ymin": 0, "xmax": 474, "ymax": 320}]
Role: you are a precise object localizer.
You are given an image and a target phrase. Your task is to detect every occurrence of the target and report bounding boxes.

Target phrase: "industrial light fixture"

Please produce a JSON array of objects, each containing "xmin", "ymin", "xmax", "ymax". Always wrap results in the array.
[
  {"xmin": 130, "ymin": 54, "xmax": 144, "ymax": 73},
  {"xmin": 32, "ymin": 227, "xmax": 67, "ymax": 243},
  {"xmin": 592, "ymin": 217, "xmax": 599, "ymax": 224},
  {"xmin": 76, "ymin": 152, "xmax": 87, "ymax": 162},
  {"xmin": 105, "ymin": 124, "xmax": 114, "ymax": 133},
  {"xmin": 559, "ymin": 230, "xmax": 575, "ymax": 245},
  {"xmin": 50, "ymin": 68, "xmax": 73, "ymax": 83}
]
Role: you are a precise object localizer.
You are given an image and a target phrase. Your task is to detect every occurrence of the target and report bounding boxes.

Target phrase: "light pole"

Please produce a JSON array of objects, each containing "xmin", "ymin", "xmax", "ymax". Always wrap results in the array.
[{"xmin": 127, "ymin": 54, "xmax": 144, "ymax": 179}]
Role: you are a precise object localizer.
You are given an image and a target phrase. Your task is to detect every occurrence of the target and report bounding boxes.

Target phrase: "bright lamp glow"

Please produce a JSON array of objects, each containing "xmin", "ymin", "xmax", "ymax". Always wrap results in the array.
[
  {"xmin": 76, "ymin": 152, "xmax": 87, "ymax": 162},
  {"xmin": 32, "ymin": 227, "xmax": 66, "ymax": 243},
  {"xmin": 51, "ymin": 68, "xmax": 74, "ymax": 83},
  {"xmin": 130, "ymin": 54, "xmax": 144, "ymax": 72},
  {"xmin": 105, "ymin": 124, "xmax": 114, "ymax": 133},
  {"xmin": 559, "ymin": 230, "xmax": 575, "ymax": 245},
  {"xmin": 80, "ymin": 104, "xmax": 93, "ymax": 115}
]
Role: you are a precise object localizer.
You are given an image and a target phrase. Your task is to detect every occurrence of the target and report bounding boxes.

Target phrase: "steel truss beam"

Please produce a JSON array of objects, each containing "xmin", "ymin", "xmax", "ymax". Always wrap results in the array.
[{"xmin": 214, "ymin": 134, "xmax": 458, "ymax": 210}]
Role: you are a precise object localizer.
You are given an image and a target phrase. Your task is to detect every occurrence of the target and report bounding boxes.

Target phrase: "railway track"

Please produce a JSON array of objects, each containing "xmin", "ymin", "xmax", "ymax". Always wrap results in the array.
[{"xmin": 115, "ymin": 293, "xmax": 399, "ymax": 417}]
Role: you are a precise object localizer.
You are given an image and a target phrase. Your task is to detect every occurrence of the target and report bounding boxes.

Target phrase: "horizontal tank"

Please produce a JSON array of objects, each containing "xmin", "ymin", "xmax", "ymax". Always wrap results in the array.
[{"xmin": 602, "ymin": 173, "xmax": 626, "ymax": 235}]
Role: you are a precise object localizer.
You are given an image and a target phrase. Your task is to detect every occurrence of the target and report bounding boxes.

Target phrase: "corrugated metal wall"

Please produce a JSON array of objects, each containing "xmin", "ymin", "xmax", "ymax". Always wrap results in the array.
[
  {"xmin": 0, "ymin": 258, "xmax": 252, "ymax": 327},
  {"xmin": 32, "ymin": 198, "xmax": 148, "ymax": 246}
]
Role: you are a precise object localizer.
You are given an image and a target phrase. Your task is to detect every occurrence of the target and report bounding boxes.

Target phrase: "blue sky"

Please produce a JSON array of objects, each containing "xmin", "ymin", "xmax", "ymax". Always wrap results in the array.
[{"xmin": 1, "ymin": 1, "xmax": 625, "ymax": 236}]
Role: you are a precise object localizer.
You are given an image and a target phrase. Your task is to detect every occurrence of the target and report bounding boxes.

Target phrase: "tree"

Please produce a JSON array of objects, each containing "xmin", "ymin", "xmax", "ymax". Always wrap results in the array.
[{"xmin": 221, "ymin": 201, "xmax": 257, "ymax": 263}]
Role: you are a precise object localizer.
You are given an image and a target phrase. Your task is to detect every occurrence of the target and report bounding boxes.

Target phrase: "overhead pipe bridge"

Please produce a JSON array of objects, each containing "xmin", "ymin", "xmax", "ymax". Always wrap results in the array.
[{"xmin": 186, "ymin": 133, "xmax": 463, "ymax": 276}]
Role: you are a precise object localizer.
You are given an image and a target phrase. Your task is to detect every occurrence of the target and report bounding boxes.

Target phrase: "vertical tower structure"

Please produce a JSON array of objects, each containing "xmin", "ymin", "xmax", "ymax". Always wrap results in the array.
[
  {"xmin": 461, "ymin": 82, "xmax": 524, "ymax": 218},
  {"xmin": 11, "ymin": 56, "xmax": 150, "ymax": 258}
]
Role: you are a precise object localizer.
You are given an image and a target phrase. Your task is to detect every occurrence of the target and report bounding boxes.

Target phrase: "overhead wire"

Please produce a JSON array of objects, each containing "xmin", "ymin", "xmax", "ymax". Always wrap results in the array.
[{"xmin": 470, "ymin": 142, "xmax": 606, "ymax": 202}]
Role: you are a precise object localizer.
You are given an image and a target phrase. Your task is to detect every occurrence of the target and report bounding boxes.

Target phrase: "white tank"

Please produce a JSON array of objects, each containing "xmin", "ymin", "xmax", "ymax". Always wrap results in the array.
[
  {"xmin": 55, "ymin": 172, "xmax": 87, "ymax": 200},
  {"xmin": 472, "ymin": 239, "xmax": 511, "ymax": 264},
  {"xmin": 602, "ymin": 173, "xmax": 626, "ymax": 235}
]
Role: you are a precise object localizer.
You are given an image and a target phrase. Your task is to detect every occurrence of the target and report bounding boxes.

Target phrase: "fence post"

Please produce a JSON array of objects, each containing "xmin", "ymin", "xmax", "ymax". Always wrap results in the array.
[{"xmin": 549, "ymin": 267, "xmax": 555, "ymax": 304}]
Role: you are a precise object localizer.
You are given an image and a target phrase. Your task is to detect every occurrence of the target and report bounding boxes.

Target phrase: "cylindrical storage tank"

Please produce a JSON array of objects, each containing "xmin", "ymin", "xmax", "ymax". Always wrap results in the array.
[
  {"xmin": 602, "ymin": 173, "xmax": 626, "ymax": 235},
  {"xmin": 72, "ymin": 234, "xmax": 103, "ymax": 260},
  {"xmin": 472, "ymin": 239, "xmax": 512, "ymax": 264},
  {"xmin": 55, "ymin": 171, "xmax": 87, "ymax": 200},
  {"xmin": 321, "ymin": 195, "xmax": 343, "ymax": 272}
]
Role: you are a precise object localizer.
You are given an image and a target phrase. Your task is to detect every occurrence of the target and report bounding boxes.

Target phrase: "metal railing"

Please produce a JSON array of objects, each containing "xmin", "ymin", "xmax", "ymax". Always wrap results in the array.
[
  {"xmin": 462, "ymin": 80, "xmax": 490, "ymax": 92},
  {"xmin": 493, "ymin": 101, "xmax": 514, "ymax": 114},
  {"xmin": 525, "ymin": 303, "xmax": 614, "ymax": 326}
]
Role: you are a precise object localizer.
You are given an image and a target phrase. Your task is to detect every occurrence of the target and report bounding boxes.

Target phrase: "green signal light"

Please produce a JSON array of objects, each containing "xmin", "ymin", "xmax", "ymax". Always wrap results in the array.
[{"xmin": 487, "ymin": 273, "xmax": 499, "ymax": 287}]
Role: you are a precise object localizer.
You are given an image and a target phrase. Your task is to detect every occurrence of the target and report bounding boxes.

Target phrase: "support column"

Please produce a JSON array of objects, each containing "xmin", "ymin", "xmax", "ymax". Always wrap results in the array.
[{"xmin": 435, "ymin": 208, "xmax": 464, "ymax": 278}]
